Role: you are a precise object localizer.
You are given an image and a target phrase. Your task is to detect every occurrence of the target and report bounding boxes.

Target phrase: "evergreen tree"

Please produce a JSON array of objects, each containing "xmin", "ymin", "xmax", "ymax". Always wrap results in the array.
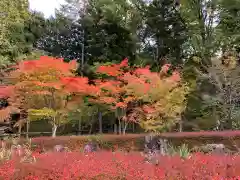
[{"xmin": 144, "ymin": 0, "xmax": 187, "ymax": 66}]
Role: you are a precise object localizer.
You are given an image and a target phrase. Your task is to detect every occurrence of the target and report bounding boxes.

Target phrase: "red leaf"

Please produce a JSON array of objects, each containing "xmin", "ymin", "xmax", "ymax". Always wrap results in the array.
[
  {"xmin": 119, "ymin": 58, "xmax": 128, "ymax": 67},
  {"xmin": 169, "ymin": 71, "xmax": 181, "ymax": 82},
  {"xmin": 134, "ymin": 67, "xmax": 151, "ymax": 75},
  {"xmin": 115, "ymin": 102, "xmax": 127, "ymax": 108},
  {"xmin": 160, "ymin": 64, "xmax": 171, "ymax": 74},
  {"xmin": 142, "ymin": 105, "xmax": 156, "ymax": 114},
  {"xmin": 0, "ymin": 86, "xmax": 14, "ymax": 98}
]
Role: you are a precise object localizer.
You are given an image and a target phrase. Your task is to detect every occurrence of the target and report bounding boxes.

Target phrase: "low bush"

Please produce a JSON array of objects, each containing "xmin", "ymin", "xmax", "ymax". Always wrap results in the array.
[
  {"xmin": 26, "ymin": 134, "xmax": 145, "ymax": 152},
  {"xmin": 167, "ymin": 144, "xmax": 191, "ymax": 158},
  {"xmin": 158, "ymin": 131, "xmax": 240, "ymax": 151},
  {"xmin": 2, "ymin": 131, "xmax": 240, "ymax": 153},
  {"xmin": 1, "ymin": 151, "xmax": 240, "ymax": 179},
  {"xmin": 0, "ymin": 140, "xmax": 37, "ymax": 165}
]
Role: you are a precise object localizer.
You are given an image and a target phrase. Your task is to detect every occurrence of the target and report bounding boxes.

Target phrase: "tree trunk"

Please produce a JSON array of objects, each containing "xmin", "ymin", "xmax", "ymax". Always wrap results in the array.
[
  {"xmin": 52, "ymin": 124, "xmax": 57, "ymax": 138},
  {"xmin": 179, "ymin": 118, "xmax": 183, "ymax": 132},
  {"xmin": 123, "ymin": 122, "xmax": 128, "ymax": 135},
  {"xmin": 89, "ymin": 115, "xmax": 93, "ymax": 135},
  {"xmin": 98, "ymin": 111, "xmax": 102, "ymax": 134},
  {"xmin": 18, "ymin": 124, "xmax": 22, "ymax": 138},
  {"xmin": 89, "ymin": 123, "xmax": 93, "ymax": 135},
  {"xmin": 114, "ymin": 124, "xmax": 117, "ymax": 134},
  {"xmin": 179, "ymin": 122, "xmax": 182, "ymax": 132},
  {"xmin": 26, "ymin": 119, "xmax": 29, "ymax": 140},
  {"xmin": 132, "ymin": 123, "xmax": 135, "ymax": 133},
  {"xmin": 78, "ymin": 116, "xmax": 82, "ymax": 135},
  {"xmin": 227, "ymin": 86, "xmax": 233, "ymax": 129},
  {"xmin": 118, "ymin": 118, "xmax": 121, "ymax": 135}
]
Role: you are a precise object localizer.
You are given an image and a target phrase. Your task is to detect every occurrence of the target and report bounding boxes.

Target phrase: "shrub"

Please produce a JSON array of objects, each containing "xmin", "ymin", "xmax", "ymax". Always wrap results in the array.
[
  {"xmin": 27, "ymin": 134, "xmax": 146, "ymax": 152},
  {"xmin": 0, "ymin": 139, "xmax": 37, "ymax": 164},
  {"xmin": 156, "ymin": 130, "xmax": 240, "ymax": 152},
  {"xmin": 3, "ymin": 131, "xmax": 240, "ymax": 153},
  {"xmin": 167, "ymin": 144, "xmax": 191, "ymax": 158}
]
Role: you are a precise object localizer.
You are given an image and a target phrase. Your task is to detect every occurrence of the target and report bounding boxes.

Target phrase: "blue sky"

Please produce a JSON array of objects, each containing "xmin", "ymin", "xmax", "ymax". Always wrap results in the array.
[{"xmin": 29, "ymin": 0, "xmax": 66, "ymax": 18}]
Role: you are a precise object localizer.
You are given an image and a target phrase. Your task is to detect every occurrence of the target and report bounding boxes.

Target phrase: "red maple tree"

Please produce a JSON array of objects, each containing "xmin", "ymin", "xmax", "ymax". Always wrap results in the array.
[
  {"xmin": 0, "ymin": 56, "xmax": 81, "ymax": 136},
  {"xmin": 60, "ymin": 57, "xmax": 186, "ymax": 133},
  {"xmin": 94, "ymin": 59, "xmax": 185, "ymax": 133},
  {"xmin": 0, "ymin": 55, "xmax": 186, "ymax": 135}
]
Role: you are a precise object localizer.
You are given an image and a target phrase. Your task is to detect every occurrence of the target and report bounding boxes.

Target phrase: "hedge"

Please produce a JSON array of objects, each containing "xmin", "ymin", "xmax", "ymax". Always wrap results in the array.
[
  {"xmin": 157, "ymin": 131, "xmax": 240, "ymax": 151},
  {"xmin": 2, "ymin": 131, "xmax": 240, "ymax": 152},
  {"xmin": 30, "ymin": 134, "xmax": 146, "ymax": 152}
]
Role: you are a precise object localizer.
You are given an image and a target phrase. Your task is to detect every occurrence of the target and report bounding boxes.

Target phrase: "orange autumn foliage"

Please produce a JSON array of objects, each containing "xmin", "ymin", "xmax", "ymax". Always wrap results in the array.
[
  {"xmin": 61, "ymin": 58, "xmax": 131, "ymax": 110},
  {"xmin": 0, "ymin": 86, "xmax": 15, "ymax": 99},
  {"xmin": 0, "ymin": 85, "xmax": 20, "ymax": 123},
  {"xmin": 16, "ymin": 56, "xmax": 76, "ymax": 87},
  {"xmin": 96, "ymin": 58, "xmax": 128, "ymax": 76},
  {"xmin": 94, "ymin": 58, "xmax": 133, "ymax": 110},
  {"xmin": 0, "ymin": 55, "xmax": 187, "ymax": 133},
  {"xmin": 0, "ymin": 56, "xmax": 79, "ymax": 124},
  {"xmin": 60, "ymin": 58, "xmax": 185, "ymax": 128},
  {"xmin": 17, "ymin": 56, "xmax": 77, "ymax": 76},
  {"xmin": 92, "ymin": 58, "xmax": 187, "ymax": 129}
]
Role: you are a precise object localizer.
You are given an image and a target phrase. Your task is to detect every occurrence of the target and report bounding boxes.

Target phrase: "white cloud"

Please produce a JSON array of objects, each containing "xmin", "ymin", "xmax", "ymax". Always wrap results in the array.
[{"xmin": 29, "ymin": 0, "xmax": 66, "ymax": 18}]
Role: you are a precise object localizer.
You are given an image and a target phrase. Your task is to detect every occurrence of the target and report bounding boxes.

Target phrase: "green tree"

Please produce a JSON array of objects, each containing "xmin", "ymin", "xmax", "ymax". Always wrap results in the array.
[
  {"xmin": 82, "ymin": 0, "xmax": 142, "ymax": 64},
  {"xmin": 180, "ymin": 0, "xmax": 220, "ymax": 64},
  {"xmin": 181, "ymin": 0, "xmax": 240, "ymax": 131},
  {"xmin": 199, "ymin": 53, "xmax": 240, "ymax": 130},
  {"xmin": 217, "ymin": 0, "xmax": 240, "ymax": 53},
  {"xmin": 144, "ymin": 0, "xmax": 187, "ymax": 66},
  {"xmin": 0, "ymin": 1, "xmax": 46, "ymax": 67},
  {"xmin": 179, "ymin": 0, "xmax": 221, "ymax": 131},
  {"xmin": 51, "ymin": 0, "xmax": 143, "ymax": 65},
  {"xmin": 0, "ymin": 0, "xmax": 30, "ymax": 66},
  {"xmin": 36, "ymin": 13, "xmax": 83, "ymax": 62}
]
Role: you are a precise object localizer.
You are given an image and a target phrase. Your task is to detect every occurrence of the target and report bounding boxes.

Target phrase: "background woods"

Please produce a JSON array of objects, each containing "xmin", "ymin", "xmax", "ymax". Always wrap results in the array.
[{"xmin": 0, "ymin": 0, "xmax": 240, "ymax": 137}]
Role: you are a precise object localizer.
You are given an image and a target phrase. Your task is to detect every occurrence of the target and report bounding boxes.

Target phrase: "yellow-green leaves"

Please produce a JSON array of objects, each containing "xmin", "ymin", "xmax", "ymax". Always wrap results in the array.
[
  {"xmin": 28, "ymin": 108, "xmax": 69, "ymax": 126},
  {"xmin": 28, "ymin": 108, "xmax": 57, "ymax": 121}
]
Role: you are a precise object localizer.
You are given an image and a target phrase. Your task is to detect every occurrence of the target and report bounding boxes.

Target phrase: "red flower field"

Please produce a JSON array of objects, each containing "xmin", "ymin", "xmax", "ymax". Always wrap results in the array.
[{"xmin": 1, "ymin": 151, "xmax": 240, "ymax": 180}]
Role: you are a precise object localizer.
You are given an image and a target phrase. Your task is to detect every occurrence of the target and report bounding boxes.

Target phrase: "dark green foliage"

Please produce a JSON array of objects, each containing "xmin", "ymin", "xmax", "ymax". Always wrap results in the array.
[
  {"xmin": 218, "ymin": 0, "xmax": 240, "ymax": 51},
  {"xmin": 36, "ymin": 14, "xmax": 84, "ymax": 62},
  {"xmin": 144, "ymin": 0, "xmax": 187, "ymax": 66}
]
